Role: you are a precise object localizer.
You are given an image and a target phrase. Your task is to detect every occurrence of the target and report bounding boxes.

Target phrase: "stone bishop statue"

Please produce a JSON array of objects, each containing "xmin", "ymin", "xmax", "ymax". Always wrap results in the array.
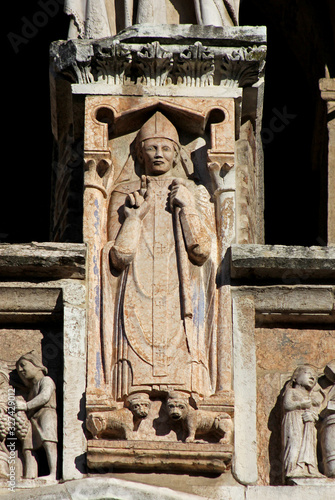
[
  {"xmin": 101, "ymin": 112, "xmax": 218, "ymax": 401},
  {"xmin": 64, "ymin": 0, "xmax": 240, "ymax": 38}
]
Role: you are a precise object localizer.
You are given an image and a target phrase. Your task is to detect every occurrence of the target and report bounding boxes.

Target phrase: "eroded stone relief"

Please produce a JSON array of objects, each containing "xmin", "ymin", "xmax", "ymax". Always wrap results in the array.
[
  {"xmin": 279, "ymin": 361, "xmax": 335, "ymax": 484},
  {"xmin": 282, "ymin": 364, "xmax": 325, "ymax": 480},
  {"xmin": 51, "ymin": 37, "xmax": 266, "ymax": 89},
  {"xmin": 85, "ymin": 110, "xmax": 234, "ymax": 458},
  {"xmin": 320, "ymin": 360, "xmax": 335, "ymax": 478},
  {"xmin": 14, "ymin": 351, "xmax": 58, "ymax": 482},
  {"xmin": 64, "ymin": 0, "xmax": 240, "ymax": 39},
  {"xmin": 86, "ymin": 393, "xmax": 151, "ymax": 440},
  {"xmin": 104, "ymin": 112, "xmax": 215, "ymax": 399},
  {"xmin": 166, "ymin": 392, "xmax": 232, "ymax": 444},
  {"xmin": 83, "ymin": 93, "xmax": 237, "ymax": 471}
]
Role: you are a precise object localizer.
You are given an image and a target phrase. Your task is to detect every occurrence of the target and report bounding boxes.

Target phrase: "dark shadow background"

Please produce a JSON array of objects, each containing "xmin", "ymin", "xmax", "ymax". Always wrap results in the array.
[{"xmin": 2, "ymin": 0, "xmax": 335, "ymax": 244}]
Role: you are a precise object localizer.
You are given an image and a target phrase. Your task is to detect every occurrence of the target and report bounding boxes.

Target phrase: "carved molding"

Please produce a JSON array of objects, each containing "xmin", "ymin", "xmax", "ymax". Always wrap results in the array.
[
  {"xmin": 135, "ymin": 41, "xmax": 173, "ymax": 86},
  {"xmin": 51, "ymin": 38, "xmax": 266, "ymax": 89},
  {"xmin": 220, "ymin": 45, "xmax": 266, "ymax": 87},
  {"xmin": 95, "ymin": 40, "xmax": 132, "ymax": 85}
]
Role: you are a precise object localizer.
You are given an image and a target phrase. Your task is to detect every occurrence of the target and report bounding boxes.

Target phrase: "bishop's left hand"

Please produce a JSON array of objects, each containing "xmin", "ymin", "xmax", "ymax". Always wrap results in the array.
[{"xmin": 169, "ymin": 178, "xmax": 195, "ymax": 211}]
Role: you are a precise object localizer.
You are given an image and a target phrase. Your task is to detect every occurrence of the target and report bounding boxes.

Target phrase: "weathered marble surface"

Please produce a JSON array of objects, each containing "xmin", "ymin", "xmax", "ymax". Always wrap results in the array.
[
  {"xmin": 0, "ymin": 244, "xmax": 87, "ymax": 484},
  {"xmin": 82, "ymin": 109, "xmax": 235, "ymax": 473},
  {"xmin": 230, "ymin": 244, "xmax": 335, "ymax": 280},
  {"xmin": 0, "ymin": 243, "xmax": 86, "ymax": 279},
  {"xmin": 51, "ymin": 25, "xmax": 266, "ymax": 88},
  {"xmin": 319, "ymin": 78, "xmax": 335, "ymax": 245},
  {"xmin": 64, "ymin": 0, "xmax": 240, "ymax": 39},
  {"xmin": 255, "ymin": 327, "xmax": 335, "ymax": 485},
  {"xmin": 320, "ymin": 360, "xmax": 335, "ymax": 477},
  {"xmin": 15, "ymin": 351, "xmax": 58, "ymax": 482},
  {"xmin": 282, "ymin": 364, "xmax": 324, "ymax": 481},
  {"xmin": 1, "ymin": 476, "xmax": 335, "ymax": 499}
]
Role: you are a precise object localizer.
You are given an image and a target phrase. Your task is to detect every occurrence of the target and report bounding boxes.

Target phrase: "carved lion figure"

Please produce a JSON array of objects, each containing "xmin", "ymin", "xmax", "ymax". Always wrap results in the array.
[
  {"xmin": 86, "ymin": 393, "xmax": 150, "ymax": 440},
  {"xmin": 166, "ymin": 392, "xmax": 232, "ymax": 444}
]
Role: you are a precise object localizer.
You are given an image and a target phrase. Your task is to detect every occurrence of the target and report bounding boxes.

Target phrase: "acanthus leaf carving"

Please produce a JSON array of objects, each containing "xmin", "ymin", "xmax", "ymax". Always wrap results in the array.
[
  {"xmin": 176, "ymin": 42, "xmax": 214, "ymax": 87},
  {"xmin": 51, "ymin": 39, "xmax": 266, "ymax": 88},
  {"xmin": 135, "ymin": 41, "xmax": 173, "ymax": 86},
  {"xmin": 220, "ymin": 45, "xmax": 267, "ymax": 87},
  {"xmin": 94, "ymin": 40, "xmax": 132, "ymax": 85}
]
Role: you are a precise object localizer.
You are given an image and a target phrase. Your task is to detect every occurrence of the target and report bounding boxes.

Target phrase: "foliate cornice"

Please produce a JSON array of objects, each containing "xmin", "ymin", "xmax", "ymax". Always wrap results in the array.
[{"xmin": 50, "ymin": 26, "xmax": 266, "ymax": 89}]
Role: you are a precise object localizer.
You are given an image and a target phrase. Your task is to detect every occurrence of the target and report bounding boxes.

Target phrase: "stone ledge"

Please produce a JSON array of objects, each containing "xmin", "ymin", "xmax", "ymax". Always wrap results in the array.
[
  {"xmin": 114, "ymin": 24, "xmax": 267, "ymax": 46},
  {"xmin": 230, "ymin": 244, "xmax": 335, "ymax": 280},
  {"xmin": 246, "ymin": 484, "xmax": 335, "ymax": 500},
  {"xmin": 2, "ymin": 478, "xmax": 335, "ymax": 500},
  {"xmin": 87, "ymin": 440, "xmax": 232, "ymax": 473},
  {"xmin": 0, "ymin": 242, "xmax": 86, "ymax": 279}
]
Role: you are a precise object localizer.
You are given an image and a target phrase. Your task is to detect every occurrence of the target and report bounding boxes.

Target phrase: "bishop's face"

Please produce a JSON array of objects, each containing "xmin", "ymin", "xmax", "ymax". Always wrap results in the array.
[{"xmin": 141, "ymin": 138, "xmax": 177, "ymax": 176}]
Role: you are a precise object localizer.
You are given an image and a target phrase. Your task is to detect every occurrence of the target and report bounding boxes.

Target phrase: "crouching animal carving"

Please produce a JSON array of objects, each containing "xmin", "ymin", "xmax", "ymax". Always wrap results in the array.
[
  {"xmin": 166, "ymin": 392, "xmax": 233, "ymax": 444},
  {"xmin": 86, "ymin": 393, "xmax": 150, "ymax": 440}
]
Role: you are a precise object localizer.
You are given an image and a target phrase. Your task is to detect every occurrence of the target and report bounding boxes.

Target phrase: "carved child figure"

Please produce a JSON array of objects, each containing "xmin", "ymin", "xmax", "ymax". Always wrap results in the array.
[
  {"xmin": 15, "ymin": 351, "xmax": 58, "ymax": 481},
  {"xmin": 86, "ymin": 393, "xmax": 151, "ymax": 440},
  {"xmin": 282, "ymin": 364, "xmax": 324, "ymax": 480},
  {"xmin": 166, "ymin": 392, "xmax": 232, "ymax": 443}
]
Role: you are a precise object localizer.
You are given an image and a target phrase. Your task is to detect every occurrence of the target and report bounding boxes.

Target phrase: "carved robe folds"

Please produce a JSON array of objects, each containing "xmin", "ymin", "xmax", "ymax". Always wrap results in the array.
[{"xmin": 103, "ymin": 176, "xmax": 216, "ymax": 400}]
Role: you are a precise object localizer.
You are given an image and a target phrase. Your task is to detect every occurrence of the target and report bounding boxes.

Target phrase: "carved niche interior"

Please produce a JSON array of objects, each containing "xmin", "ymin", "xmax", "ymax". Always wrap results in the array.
[{"xmin": 84, "ymin": 97, "xmax": 237, "ymax": 472}]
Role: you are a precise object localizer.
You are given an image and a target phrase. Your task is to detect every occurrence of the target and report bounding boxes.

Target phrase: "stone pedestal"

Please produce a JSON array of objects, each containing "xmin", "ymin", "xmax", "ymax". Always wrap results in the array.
[{"xmin": 87, "ymin": 440, "xmax": 233, "ymax": 473}]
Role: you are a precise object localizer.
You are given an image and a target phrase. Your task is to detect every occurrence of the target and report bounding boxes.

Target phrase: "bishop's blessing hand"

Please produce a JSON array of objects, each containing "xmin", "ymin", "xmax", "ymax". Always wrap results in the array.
[{"xmin": 124, "ymin": 176, "xmax": 153, "ymax": 221}]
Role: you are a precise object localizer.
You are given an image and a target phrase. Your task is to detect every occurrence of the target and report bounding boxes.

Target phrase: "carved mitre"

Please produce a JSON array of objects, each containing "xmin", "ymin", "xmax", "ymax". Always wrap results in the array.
[{"xmin": 135, "ymin": 112, "xmax": 180, "ymax": 148}]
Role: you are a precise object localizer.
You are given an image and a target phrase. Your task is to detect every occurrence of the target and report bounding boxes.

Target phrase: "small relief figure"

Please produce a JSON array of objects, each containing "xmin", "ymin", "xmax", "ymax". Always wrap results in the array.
[
  {"xmin": 166, "ymin": 392, "xmax": 232, "ymax": 443},
  {"xmin": 14, "ymin": 351, "xmax": 58, "ymax": 482},
  {"xmin": 282, "ymin": 364, "xmax": 325, "ymax": 480},
  {"xmin": 320, "ymin": 359, "xmax": 335, "ymax": 477},
  {"xmin": 86, "ymin": 393, "xmax": 150, "ymax": 440}
]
